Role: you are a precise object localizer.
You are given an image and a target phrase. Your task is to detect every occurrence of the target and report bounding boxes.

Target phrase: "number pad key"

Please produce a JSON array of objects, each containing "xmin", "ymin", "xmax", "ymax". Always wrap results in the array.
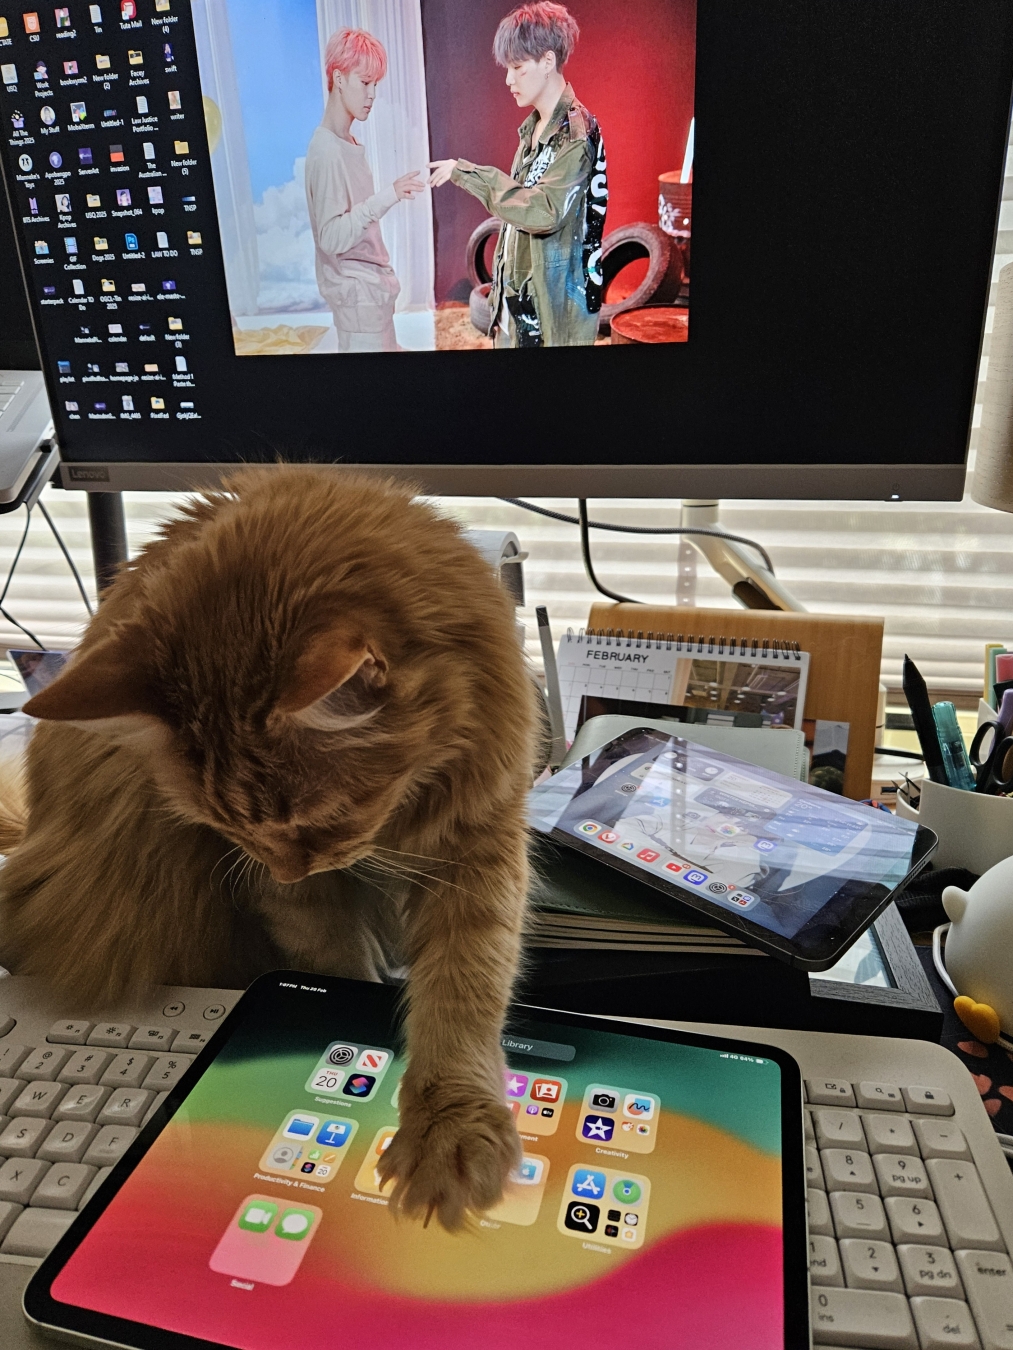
[
  {"xmin": 809, "ymin": 1234, "xmax": 843, "ymax": 1286},
  {"xmin": 902, "ymin": 1086, "xmax": 953, "ymax": 1116},
  {"xmin": 874, "ymin": 1153, "xmax": 932, "ymax": 1197},
  {"xmin": 18, "ymin": 1047, "xmax": 71, "ymax": 1082},
  {"xmin": 814, "ymin": 1110, "xmax": 866, "ymax": 1149},
  {"xmin": 807, "ymin": 1187, "xmax": 833, "ymax": 1237},
  {"xmin": 100, "ymin": 1053, "xmax": 152, "ymax": 1089},
  {"xmin": 806, "ymin": 1079, "xmax": 856, "ymax": 1107},
  {"xmin": 57, "ymin": 1049, "xmax": 112, "ymax": 1086},
  {"xmin": 821, "ymin": 1149, "xmax": 875, "ymax": 1192},
  {"xmin": 810, "ymin": 1287, "xmax": 917, "ymax": 1348},
  {"xmin": 909, "ymin": 1297, "xmax": 981, "ymax": 1350},
  {"xmin": 897, "ymin": 1244, "xmax": 964, "ymax": 1298},
  {"xmin": 829, "ymin": 1190, "xmax": 889, "ymax": 1239},
  {"xmin": 839, "ymin": 1237, "xmax": 903, "ymax": 1292},
  {"xmin": 53, "ymin": 1086, "xmax": 110, "ymax": 1123},
  {"xmin": 855, "ymin": 1081, "xmax": 904, "ymax": 1111},
  {"xmin": 885, "ymin": 1196, "xmax": 946, "ymax": 1243},
  {"xmin": 863, "ymin": 1113, "xmax": 917, "ymax": 1155},
  {"xmin": 806, "ymin": 1145, "xmax": 825, "ymax": 1189},
  {"xmin": 955, "ymin": 1249, "xmax": 1013, "ymax": 1347},
  {"xmin": 927, "ymin": 1159, "xmax": 1003, "ymax": 1251},
  {"xmin": 913, "ymin": 1119, "xmax": 970, "ymax": 1161}
]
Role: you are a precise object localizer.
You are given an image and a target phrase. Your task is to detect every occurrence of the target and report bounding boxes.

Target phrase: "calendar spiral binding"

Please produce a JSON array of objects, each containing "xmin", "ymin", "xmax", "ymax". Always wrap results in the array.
[{"xmin": 564, "ymin": 627, "xmax": 803, "ymax": 661}]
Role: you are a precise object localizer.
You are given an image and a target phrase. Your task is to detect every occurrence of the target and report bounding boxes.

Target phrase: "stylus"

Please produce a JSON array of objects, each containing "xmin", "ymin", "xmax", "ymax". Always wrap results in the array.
[
  {"xmin": 537, "ymin": 607, "xmax": 567, "ymax": 770},
  {"xmin": 902, "ymin": 654, "xmax": 948, "ymax": 785}
]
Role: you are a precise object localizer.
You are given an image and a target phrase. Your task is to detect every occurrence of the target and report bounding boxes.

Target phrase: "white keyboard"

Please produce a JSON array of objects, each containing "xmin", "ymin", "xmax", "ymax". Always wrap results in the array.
[{"xmin": 0, "ymin": 981, "xmax": 1007, "ymax": 1348}]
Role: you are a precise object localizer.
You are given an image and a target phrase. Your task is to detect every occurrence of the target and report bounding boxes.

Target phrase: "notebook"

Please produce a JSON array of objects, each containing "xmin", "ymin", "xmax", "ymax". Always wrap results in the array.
[{"xmin": 555, "ymin": 629, "xmax": 810, "ymax": 743}]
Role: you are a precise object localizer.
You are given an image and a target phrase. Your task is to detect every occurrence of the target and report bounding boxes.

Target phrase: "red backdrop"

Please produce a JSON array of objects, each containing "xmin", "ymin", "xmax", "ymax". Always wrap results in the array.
[{"xmin": 422, "ymin": 0, "xmax": 697, "ymax": 302}]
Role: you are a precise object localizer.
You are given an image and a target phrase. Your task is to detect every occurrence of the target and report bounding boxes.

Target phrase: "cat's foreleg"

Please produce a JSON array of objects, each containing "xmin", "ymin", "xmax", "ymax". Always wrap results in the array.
[{"xmin": 377, "ymin": 830, "xmax": 527, "ymax": 1230}]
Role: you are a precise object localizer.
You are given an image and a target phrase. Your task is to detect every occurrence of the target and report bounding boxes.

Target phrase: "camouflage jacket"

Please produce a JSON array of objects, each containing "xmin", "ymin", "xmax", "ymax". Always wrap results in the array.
[{"xmin": 451, "ymin": 84, "xmax": 608, "ymax": 347}]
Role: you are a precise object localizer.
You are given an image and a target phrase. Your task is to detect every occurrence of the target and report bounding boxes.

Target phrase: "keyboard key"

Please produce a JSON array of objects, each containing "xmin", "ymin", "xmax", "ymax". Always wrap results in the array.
[
  {"xmin": 0, "ymin": 1206, "xmax": 74, "ymax": 1257},
  {"xmin": 0, "ymin": 1116, "xmax": 52, "ymax": 1157},
  {"xmin": 956, "ymin": 1250, "xmax": 1013, "ymax": 1348},
  {"xmin": 58, "ymin": 1049, "xmax": 112, "ymax": 1086},
  {"xmin": 171, "ymin": 1029, "xmax": 209, "ymax": 1053},
  {"xmin": 839, "ymin": 1237, "xmax": 903, "ymax": 1292},
  {"xmin": 0, "ymin": 1045, "xmax": 29, "ymax": 1077},
  {"xmin": 38, "ymin": 1121, "xmax": 96, "ymax": 1164},
  {"xmin": 902, "ymin": 1086, "xmax": 953, "ymax": 1116},
  {"xmin": 100, "ymin": 1053, "xmax": 152, "ymax": 1089},
  {"xmin": 0, "ymin": 1157, "xmax": 49, "ymax": 1204},
  {"xmin": 98, "ymin": 1089, "xmax": 152, "ymax": 1128},
  {"xmin": 0, "ymin": 1202, "xmax": 22, "ymax": 1242},
  {"xmin": 807, "ymin": 1079, "xmax": 857, "ymax": 1107},
  {"xmin": 810, "ymin": 1234, "xmax": 842, "ymax": 1286},
  {"xmin": 886, "ymin": 1196, "xmax": 946, "ymax": 1243},
  {"xmin": 807, "ymin": 1144, "xmax": 825, "ymax": 1189},
  {"xmin": 855, "ymin": 1082, "xmax": 904, "ymax": 1111},
  {"xmin": 897, "ymin": 1244, "xmax": 964, "ymax": 1298},
  {"xmin": 874, "ymin": 1153, "xmax": 932, "ymax": 1198},
  {"xmin": 12, "ymin": 1080, "xmax": 66, "ymax": 1119},
  {"xmin": 808, "ymin": 1187, "xmax": 834, "ymax": 1236},
  {"xmin": 46, "ymin": 1020, "xmax": 92, "ymax": 1045},
  {"xmin": 830, "ymin": 1190, "xmax": 889, "ymax": 1239},
  {"xmin": 86, "ymin": 1023, "xmax": 135, "ymax": 1049},
  {"xmin": 128, "ymin": 1026, "xmax": 176, "ymax": 1052},
  {"xmin": 82, "ymin": 1124, "xmax": 138, "ymax": 1168},
  {"xmin": 863, "ymin": 1114, "xmax": 917, "ymax": 1156},
  {"xmin": 53, "ymin": 1086, "xmax": 110, "ymax": 1123},
  {"xmin": 927, "ymin": 1160, "xmax": 1004, "ymax": 1251},
  {"xmin": 913, "ymin": 1119, "xmax": 970, "ymax": 1161},
  {"xmin": 19, "ymin": 1047, "xmax": 71, "ymax": 1082},
  {"xmin": 909, "ymin": 1296, "xmax": 981, "ymax": 1350},
  {"xmin": 815, "ymin": 1110, "xmax": 866, "ymax": 1149},
  {"xmin": 822, "ymin": 1149, "xmax": 876, "ymax": 1192},
  {"xmin": 78, "ymin": 1165, "xmax": 111, "ymax": 1211},
  {"xmin": 810, "ymin": 1286, "xmax": 917, "ymax": 1347},
  {"xmin": 142, "ymin": 1055, "xmax": 188, "ymax": 1091},
  {"xmin": 0, "ymin": 1078, "xmax": 25, "ymax": 1116},
  {"xmin": 31, "ymin": 1162, "xmax": 96, "ymax": 1210}
]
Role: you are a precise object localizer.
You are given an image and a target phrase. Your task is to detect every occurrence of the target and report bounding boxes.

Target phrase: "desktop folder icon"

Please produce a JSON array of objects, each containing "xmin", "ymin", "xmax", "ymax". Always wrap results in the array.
[
  {"xmin": 0, "ymin": 19, "xmax": 8, "ymax": 36},
  {"xmin": 173, "ymin": 140, "xmax": 189, "ymax": 155}
]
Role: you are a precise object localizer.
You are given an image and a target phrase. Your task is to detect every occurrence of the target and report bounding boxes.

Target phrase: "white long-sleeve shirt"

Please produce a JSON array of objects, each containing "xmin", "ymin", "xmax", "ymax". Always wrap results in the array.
[{"xmin": 305, "ymin": 125, "xmax": 400, "ymax": 334}]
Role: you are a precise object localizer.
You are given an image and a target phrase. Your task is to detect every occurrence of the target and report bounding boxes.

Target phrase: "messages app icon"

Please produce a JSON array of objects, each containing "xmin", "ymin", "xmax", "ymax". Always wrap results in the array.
[{"xmin": 210, "ymin": 1195, "xmax": 323, "ymax": 1286}]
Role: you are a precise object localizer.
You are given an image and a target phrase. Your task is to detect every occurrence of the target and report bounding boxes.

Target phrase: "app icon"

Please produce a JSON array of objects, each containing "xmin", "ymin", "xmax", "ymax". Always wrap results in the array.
[
  {"xmin": 604, "ymin": 1223, "xmax": 619, "ymax": 1237},
  {"xmin": 135, "ymin": 95, "xmax": 147, "ymax": 113},
  {"xmin": 284, "ymin": 1113, "xmax": 318, "ymax": 1139},
  {"xmin": 89, "ymin": 3, "xmax": 101, "ymax": 19},
  {"xmin": 142, "ymin": 141, "xmax": 154, "ymax": 159},
  {"xmin": 531, "ymin": 1079, "xmax": 561, "ymax": 1103},
  {"xmin": 11, "ymin": 110, "xmax": 24, "ymax": 131},
  {"xmin": 541, "ymin": 1107, "xmax": 554, "ymax": 1118},
  {"xmin": 619, "ymin": 841, "xmax": 635, "ymax": 851},
  {"xmin": 238, "ymin": 1200, "xmax": 277, "ymax": 1233},
  {"xmin": 515, "ymin": 1157, "xmax": 544, "ymax": 1185},
  {"xmin": 57, "ymin": 361, "xmax": 70, "ymax": 373},
  {"xmin": 109, "ymin": 145, "xmax": 124, "ymax": 164},
  {"xmin": 2, "ymin": 65, "xmax": 16, "ymax": 86},
  {"xmin": 55, "ymin": 193, "xmax": 70, "ymax": 213},
  {"xmin": 754, "ymin": 839, "xmax": 776, "ymax": 852},
  {"xmin": 210, "ymin": 1195, "xmax": 323, "ymax": 1286},
  {"xmin": 124, "ymin": 233, "xmax": 138, "ymax": 251},
  {"xmin": 728, "ymin": 891, "xmax": 758, "ymax": 909},
  {"xmin": 624, "ymin": 1093, "xmax": 655, "ymax": 1120},
  {"xmin": 684, "ymin": 869, "xmax": 708, "ymax": 885},
  {"xmin": 578, "ymin": 821, "xmax": 600, "ymax": 835},
  {"xmin": 120, "ymin": 0, "xmax": 135, "ymax": 16},
  {"xmin": 504, "ymin": 1072, "xmax": 528, "ymax": 1098},
  {"xmin": 564, "ymin": 1201, "xmax": 599, "ymax": 1233},
  {"xmin": 613, "ymin": 1178, "xmax": 642, "ymax": 1204},
  {"xmin": 636, "ymin": 848, "xmax": 660, "ymax": 863},
  {"xmin": 155, "ymin": 230, "xmax": 169, "ymax": 249},
  {"xmin": 33, "ymin": 240, "xmax": 48, "ymax": 256},
  {"xmin": 666, "ymin": 861, "xmax": 683, "ymax": 873},
  {"xmin": 78, "ymin": 147, "xmax": 91, "ymax": 165},
  {"xmin": 356, "ymin": 1049, "xmax": 388, "ymax": 1073},
  {"xmin": 54, "ymin": 6, "xmax": 69, "ymax": 25},
  {"xmin": 353, "ymin": 1126, "xmax": 397, "ymax": 1197},
  {"xmin": 343, "ymin": 1073, "xmax": 375, "ymax": 1098},
  {"xmin": 39, "ymin": 106, "xmax": 55, "ymax": 125},
  {"xmin": 168, "ymin": 89, "xmax": 181, "ymax": 109},
  {"xmin": 590, "ymin": 1090, "xmax": 617, "ymax": 1112},
  {"xmin": 581, "ymin": 1115, "xmax": 614, "ymax": 1142},
  {"xmin": 707, "ymin": 881, "xmax": 729, "ymax": 895},
  {"xmin": 65, "ymin": 400, "xmax": 79, "ymax": 411},
  {"xmin": 23, "ymin": 13, "xmax": 40, "ymax": 34},
  {"xmin": 598, "ymin": 830, "xmax": 619, "ymax": 844},
  {"xmin": 326, "ymin": 1044, "xmax": 356, "ymax": 1066},
  {"xmin": 128, "ymin": 49, "xmax": 143, "ymax": 64},
  {"xmin": 571, "ymin": 1169, "xmax": 606, "ymax": 1199},
  {"xmin": 116, "ymin": 188, "xmax": 131, "ymax": 207},
  {"xmin": 524, "ymin": 1104, "xmax": 538, "ymax": 1116},
  {"xmin": 316, "ymin": 1119, "xmax": 353, "ymax": 1148},
  {"xmin": 147, "ymin": 186, "xmax": 163, "ymax": 204},
  {"xmin": 0, "ymin": 19, "xmax": 8, "ymax": 37}
]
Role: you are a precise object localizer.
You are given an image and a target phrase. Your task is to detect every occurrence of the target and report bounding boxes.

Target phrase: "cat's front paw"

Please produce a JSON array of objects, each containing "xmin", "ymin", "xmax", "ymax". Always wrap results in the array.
[{"xmin": 377, "ymin": 1079, "xmax": 520, "ymax": 1231}]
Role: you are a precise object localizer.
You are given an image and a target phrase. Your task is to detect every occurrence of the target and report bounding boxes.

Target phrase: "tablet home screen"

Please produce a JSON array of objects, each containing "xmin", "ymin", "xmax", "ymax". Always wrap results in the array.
[{"xmin": 48, "ymin": 983, "xmax": 787, "ymax": 1350}]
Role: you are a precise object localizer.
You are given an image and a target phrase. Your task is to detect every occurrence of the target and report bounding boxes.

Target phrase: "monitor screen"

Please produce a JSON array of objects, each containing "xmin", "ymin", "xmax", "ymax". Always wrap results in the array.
[{"xmin": 0, "ymin": 0, "xmax": 1011, "ymax": 495}]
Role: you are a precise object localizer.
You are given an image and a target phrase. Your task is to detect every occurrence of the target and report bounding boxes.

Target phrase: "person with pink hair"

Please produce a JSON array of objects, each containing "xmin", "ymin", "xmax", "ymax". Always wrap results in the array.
[{"xmin": 305, "ymin": 27, "xmax": 424, "ymax": 352}]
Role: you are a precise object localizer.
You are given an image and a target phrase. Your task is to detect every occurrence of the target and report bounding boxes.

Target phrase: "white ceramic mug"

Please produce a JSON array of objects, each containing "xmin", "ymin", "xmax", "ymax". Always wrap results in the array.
[{"xmin": 896, "ymin": 777, "xmax": 1013, "ymax": 872}]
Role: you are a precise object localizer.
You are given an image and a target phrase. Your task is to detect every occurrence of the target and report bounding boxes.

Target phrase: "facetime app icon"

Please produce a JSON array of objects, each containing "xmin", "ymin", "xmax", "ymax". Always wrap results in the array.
[{"xmin": 210, "ymin": 1195, "xmax": 323, "ymax": 1286}]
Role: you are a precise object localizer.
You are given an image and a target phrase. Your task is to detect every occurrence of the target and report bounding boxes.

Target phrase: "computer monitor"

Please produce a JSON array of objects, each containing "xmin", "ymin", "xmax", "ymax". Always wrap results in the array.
[{"xmin": 0, "ymin": 0, "xmax": 1010, "ymax": 498}]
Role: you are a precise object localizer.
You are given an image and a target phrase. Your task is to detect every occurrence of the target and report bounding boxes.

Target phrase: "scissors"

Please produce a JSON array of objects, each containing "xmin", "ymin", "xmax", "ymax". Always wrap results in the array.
[{"xmin": 969, "ymin": 720, "xmax": 1013, "ymax": 794}]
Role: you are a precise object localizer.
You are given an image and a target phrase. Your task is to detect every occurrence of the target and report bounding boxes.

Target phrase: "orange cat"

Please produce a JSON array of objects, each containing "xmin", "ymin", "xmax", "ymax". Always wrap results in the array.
[{"xmin": 0, "ymin": 468, "xmax": 538, "ymax": 1229}]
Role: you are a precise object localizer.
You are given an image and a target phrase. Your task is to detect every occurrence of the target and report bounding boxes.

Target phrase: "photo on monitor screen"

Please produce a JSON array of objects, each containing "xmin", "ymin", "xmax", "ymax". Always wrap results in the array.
[{"xmin": 193, "ymin": 0, "xmax": 696, "ymax": 356}]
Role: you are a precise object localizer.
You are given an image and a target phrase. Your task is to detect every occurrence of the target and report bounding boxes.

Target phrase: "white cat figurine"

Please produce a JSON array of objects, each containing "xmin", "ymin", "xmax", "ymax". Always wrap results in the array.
[{"xmin": 942, "ymin": 856, "xmax": 1013, "ymax": 1042}]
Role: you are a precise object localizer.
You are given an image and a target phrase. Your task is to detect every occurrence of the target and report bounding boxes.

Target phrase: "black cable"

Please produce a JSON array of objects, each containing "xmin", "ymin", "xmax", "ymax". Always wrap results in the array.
[
  {"xmin": 577, "ymin": 499, "xmax": 637, "ymax": 603},
  {"xmin": 0, "ymin": 606, "xmax": 42, "ymax": 651},
  {"xmin": 38, "ymin": 501, "xmax": 94, "ymax": 617},
  {"xmin": 500, "ymin": 497, "xmax": 776, "ymax": 575}
]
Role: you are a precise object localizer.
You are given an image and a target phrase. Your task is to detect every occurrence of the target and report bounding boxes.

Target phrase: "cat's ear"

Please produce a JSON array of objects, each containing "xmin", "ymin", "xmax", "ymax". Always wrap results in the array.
[
  {"xmin": 22, "ymin": 634, "xmax": 158, "ymax": 724},
  {"xmin": 276, "ymin": 626, "xmax": 388, "ymax": 719}
]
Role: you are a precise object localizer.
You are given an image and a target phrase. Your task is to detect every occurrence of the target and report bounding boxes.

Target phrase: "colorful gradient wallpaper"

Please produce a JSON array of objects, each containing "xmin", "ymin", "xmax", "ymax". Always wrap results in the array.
[{"xmin": 50, "ymin": 993, "xmax": 786, "ymax": 1350}]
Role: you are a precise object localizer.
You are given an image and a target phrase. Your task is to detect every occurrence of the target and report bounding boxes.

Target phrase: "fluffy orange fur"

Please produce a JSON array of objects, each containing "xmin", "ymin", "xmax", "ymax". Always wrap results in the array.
[{"xmin": 0, "ymin": 468, "xmax": 538, "ymax": 1229}]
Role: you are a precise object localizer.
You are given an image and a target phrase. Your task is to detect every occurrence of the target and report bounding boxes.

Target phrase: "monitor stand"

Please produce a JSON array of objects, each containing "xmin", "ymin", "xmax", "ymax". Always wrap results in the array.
[
  {"xmin": 680, "ymin": 500, "xmax": 805, "ymax": 612},
  {"xmin": 87, "ymin": 492, "xmax": 128, "ymax": 594}
]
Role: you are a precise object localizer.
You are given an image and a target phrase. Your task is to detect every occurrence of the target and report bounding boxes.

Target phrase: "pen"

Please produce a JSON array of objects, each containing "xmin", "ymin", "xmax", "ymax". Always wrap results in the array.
[
  {"xmin": 902, "ymin": 654, "xmax": 948, "ymax": 786},
  {"xmin": 932, "ymin": 701, "xmax": 976, "ymax": 791},
  {"xmin": 536, "ymin": 607, "xmax": 567, "ymax": 770}
]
